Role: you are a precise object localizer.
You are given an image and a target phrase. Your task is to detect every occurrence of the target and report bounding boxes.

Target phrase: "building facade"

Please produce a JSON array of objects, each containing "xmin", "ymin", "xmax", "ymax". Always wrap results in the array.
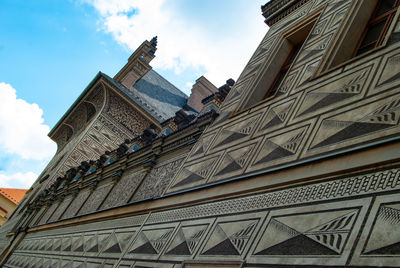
[
  {"xmin": 0, "ymin": 189, "xmax": 27, "ymax": 227},
  {"xmin": 1, "ymin": 0, "xmax": 400, "ymax": 267}
]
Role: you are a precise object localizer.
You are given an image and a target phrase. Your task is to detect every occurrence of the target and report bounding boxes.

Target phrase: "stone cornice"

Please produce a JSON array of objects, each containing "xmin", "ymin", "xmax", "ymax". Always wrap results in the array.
[{"xmin": 262, "ymin": 0, "xmax": 311, "ymax": 26}]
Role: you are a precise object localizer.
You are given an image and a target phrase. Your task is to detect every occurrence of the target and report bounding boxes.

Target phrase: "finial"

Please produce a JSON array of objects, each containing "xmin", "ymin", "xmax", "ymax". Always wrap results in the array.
[
  {"xmin": 151, "ymin": 36, "xmax": 158, "ymax": 47},
  {"xmin": 149, "ymin": 36, "xmax": 158, "ymax": 55}
]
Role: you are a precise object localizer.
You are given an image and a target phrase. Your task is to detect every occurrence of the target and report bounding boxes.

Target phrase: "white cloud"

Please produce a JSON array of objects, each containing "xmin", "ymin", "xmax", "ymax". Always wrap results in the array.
[
  {"xmin": 84, "ymin": 0, "xmax": 267, "ymax": 86},
  {"xmin": 0, "ymin": 171, "xmax": 38, "ymax": 189},
  {"xmin": 0, "ymin": 82, "xmax": 56, "ymax": 160},
  {"xmin": 185, "ymin": 82, "xmax": 193, "ymax": 90}
]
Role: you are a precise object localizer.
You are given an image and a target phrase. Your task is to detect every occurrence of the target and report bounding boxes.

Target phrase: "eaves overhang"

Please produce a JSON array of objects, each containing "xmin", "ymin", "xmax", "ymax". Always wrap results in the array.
[
  {"xmin": 48, "ymin": 72, "xmax": 103, "ymax": 137},
  {"xmin": 48, "ymin": 71, "xmax": 163, "ymax": 139}
]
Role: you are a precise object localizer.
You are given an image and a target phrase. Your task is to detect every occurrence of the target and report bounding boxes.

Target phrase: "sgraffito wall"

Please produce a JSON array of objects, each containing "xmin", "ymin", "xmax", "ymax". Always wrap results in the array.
[
  {"xmin": 0, "ymin": 79, "xmax": 154, "ymax": 254},
  {"xmin": 48, "ymin": 83, "xmax": 152, "ymax": 186},
  {"xmin": 31, "ymin": 154, "xmax": 187, "ymax": 227},
  {"xmin": 3, "ymin": 166, "xmax": 400, "ymax": 267},
  {"xmin": 166, "ymin": 0, "xmax": 400, "ymax": 193},
  {"xmin": 2, "ymin": 0, "xmax": 400, "ymax": 267}
]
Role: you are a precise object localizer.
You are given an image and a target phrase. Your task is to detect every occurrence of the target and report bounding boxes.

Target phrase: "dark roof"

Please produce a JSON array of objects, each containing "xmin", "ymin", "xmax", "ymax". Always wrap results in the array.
[{"xmin": 102, "ymin": 70, "xmax": 188, "ymax": 122}]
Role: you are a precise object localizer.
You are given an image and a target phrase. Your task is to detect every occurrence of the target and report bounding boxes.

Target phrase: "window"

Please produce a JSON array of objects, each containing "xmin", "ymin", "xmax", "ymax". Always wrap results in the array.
[
  {"xmin": 263, "ymin": 41, "xmax": 304, "ymax": 99},
  {"xmin": 355, "ymin": 0, "xmax": 400, "ymax": 56},
  {"xmin": 238, "ymin": 11, "xmax": 319, "ymax": 111},
  {"xmin": 316, "ymin": 0, "xmax": 400, "ymax": 74}
]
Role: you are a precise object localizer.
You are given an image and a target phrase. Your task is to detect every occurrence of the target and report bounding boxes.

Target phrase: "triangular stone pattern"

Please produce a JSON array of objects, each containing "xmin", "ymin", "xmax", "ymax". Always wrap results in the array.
[
  {"xmin": 97, "ymin": 233, "xmax": 113, "ymax": 253},
  {"xmin": 307, "ymin": 18, "xmax": 326, "ymax": 42},
  {"xmin": 311, "ymin": 99, "xmax": 400, "ymax": 149},
  {"xmin": 377, "ymin": 54, "xmax": 400, "ymax": 87},
  {"xmin": 129, "ymin": 228, "xmax": 174, "ymax": 255},
  {"xmin": 260, "ymin": 100, "xmax": 295, "ymax": 132},
  {"xmin": 296, "ymin": 35, "xmax": 331, "ymax": 64},
  {"xmin": 214, "ymin": 116, "xmax": 259, "ymax": 149},
  {"xmin": 254, "ymin": 209, "xmax": 357, "ymax": 256},
  {"xmin": 102, "ymin": 233, "xmax": 122, "ymax": 254},
  {"xmin": 116, "ymin": 232, "xmax": 135, "ymax": 253},
  {"xmin": 166, "ymin": 225, "xmax": 207, "ymax": 256},
  {"xmin": 173, "ymin": 172, "xmax": 204, "ymax": 188},
  {"xmin": 303, "ymin": 211, "xmax": 356, "ymax": 254},
  {"xmin": 363, "ymin": 204, "xmax": 400, "ymax": 255},
  {"xmin": 192, "ymin": 134, "xmax": 214, "ymax": 158},
  {"xmin": 326, "ymin": 0, "xmax": 350, "ymax": 13},
  {"xmin": 192, "ymin": 145, "xmax": 204, "ymax": 157},
  {"xmin": 72, "ymin": 236, "xmax": 84, "ymax": 252},
  {"xmin": 270, "ymin": 16, "xmax": 298, "ymax": 35},
  {"xmin": 216, "ymin": 132, "xmax": 248, "ymax": 148},
  {"xmin": 215, "ymin": 144, "xmax": 254, "ymax": 177},
  {"xmin": 62, "ymin": 237, "xmax": 72, "ymax": 252},
  {"xmin": 255, "ymin": 127, "xmax": 306, "ymax": 166},
  {"xmin": 167, "ymin": 240, "xmax": 191, "ymax": 255},
  {"xmin": 213, "ymin": 109, "xmax": 231, "ymax": 125},
  {"xmin": 45, "ymin": 239, "xmax": 53, "ymax": 251},
  {"xmin": 297, "ymin": 62, "xmax": 318, "ymax": 88},
  {"xmin": 297, "ymin": 69, "xmax": 368, "ymax": 117},
  {"xmin": 172, "ymin": 158, "xmax": 217, "ymax": 189},
  {"xmin": 54, "ymin": 238, "xmax": 62, "ymax": 252},
  {"xmin": 202, "ymin": 220, "xmax": 257, "ymax": 256},
  {"xmin": 329, "ymin": 8, "xmax": 347, "ymax": 29},
  {"xmin": 84, "ymin": 234, "xmax": 99, "ymax": 253}
]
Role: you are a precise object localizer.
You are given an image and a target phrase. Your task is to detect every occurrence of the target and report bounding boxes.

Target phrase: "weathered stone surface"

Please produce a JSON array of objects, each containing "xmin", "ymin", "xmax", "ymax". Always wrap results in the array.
[
  {"xmin": 61, "ymin": 190, "xmax": 91, "ymax": 219},
  {"xmin": 7, "ymin": 166, "xmax": 400, "ymax": 267},
  {"xmin": 48, "ymin": 196, "xmax": 73, "ymax": 222},
  {"xmin": 101, "ymin": 170, "xmax": 145, "ymax": 210},
  {"xmin": 37, "ymin": 201, "xmax": 59, "ymax": 225},
  {"xmin": 77, "ymin": 183, "xmax": 113, "ymax": 215},
  {"xmin": 3, "ymin": 1, "xmax": 400, "ymax": 267},
  {"xmin": 130, "ymin": 156, "xmax": 186, "ymax": 202}
]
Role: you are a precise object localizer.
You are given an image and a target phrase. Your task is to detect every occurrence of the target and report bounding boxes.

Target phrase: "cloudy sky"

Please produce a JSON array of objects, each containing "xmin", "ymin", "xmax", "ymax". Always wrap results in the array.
[{"xmin": 0, "ymin": 0, "xmax": 268, "ymax": 189}]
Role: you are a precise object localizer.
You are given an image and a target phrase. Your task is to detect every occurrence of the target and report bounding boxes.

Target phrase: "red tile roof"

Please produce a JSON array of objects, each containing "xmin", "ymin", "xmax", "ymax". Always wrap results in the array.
[{"xmin": 0, "ymin": 188, "xmax": 28, "ymax": 205}]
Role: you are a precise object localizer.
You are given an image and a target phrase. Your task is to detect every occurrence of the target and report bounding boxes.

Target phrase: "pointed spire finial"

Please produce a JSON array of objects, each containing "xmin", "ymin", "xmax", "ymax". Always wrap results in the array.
[{"xmin": 149, "ymin": 36, "xmax": 158, "ymax": 55}]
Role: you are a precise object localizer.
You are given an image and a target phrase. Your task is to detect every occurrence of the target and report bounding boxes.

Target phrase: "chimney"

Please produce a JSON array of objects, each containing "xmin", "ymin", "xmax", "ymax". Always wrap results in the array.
[
  {"xmin": 114, "ymin": 36, "xmax": 158, "ymax": 89},
  {"xmin": 187, "ymin": 76, "xmax": 218, "ymax": 112}
]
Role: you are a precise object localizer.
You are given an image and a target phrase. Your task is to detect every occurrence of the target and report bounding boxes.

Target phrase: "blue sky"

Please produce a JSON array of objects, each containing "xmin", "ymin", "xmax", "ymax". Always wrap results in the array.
[{"xmin": 0, "ymin": 0, "xmax": 267, "ymax": 188}]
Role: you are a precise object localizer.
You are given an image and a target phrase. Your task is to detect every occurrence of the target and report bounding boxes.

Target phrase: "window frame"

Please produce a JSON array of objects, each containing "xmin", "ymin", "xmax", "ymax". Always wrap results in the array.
[
  {"xmin": 235, "ymin": 10, "xmax": 321, "ymax": 113},
  {"xmin": 263, "ymin": 41, "xmax": 305, "ymax": 100},
  {"xmin": 314, "ymin": 0, "xmax": 400, "ymax": 78},
  {"xmin": 354, "ymin": 0, "xmax": 400, "ymax": 56}
]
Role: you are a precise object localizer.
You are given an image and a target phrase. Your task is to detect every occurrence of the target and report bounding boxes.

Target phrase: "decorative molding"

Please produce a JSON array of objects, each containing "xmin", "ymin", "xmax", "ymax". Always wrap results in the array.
[{"xmin": 262, "ymin": 0, "xmax": 312, "ymax": 26}]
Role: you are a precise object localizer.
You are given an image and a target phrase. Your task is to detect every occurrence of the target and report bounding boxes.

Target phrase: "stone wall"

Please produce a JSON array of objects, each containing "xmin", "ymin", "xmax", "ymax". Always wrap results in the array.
[
  {"xmin": 2, "ymin": 0, "xmax": 400, "ymax": 267},
  {"xmin": 167, "ymin": 0, "xmax": 400, "ymax": 195},
  {"xmin": 0, "ymin": 77, "xmax": 154, "ymax": 257},
  {"xmin": 3, "ymin": 164, "xmax": 400, "ymax": 267},
  {"xmin": 30, "ymin": 154, "xmax": 187, "ymax": 226}
]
